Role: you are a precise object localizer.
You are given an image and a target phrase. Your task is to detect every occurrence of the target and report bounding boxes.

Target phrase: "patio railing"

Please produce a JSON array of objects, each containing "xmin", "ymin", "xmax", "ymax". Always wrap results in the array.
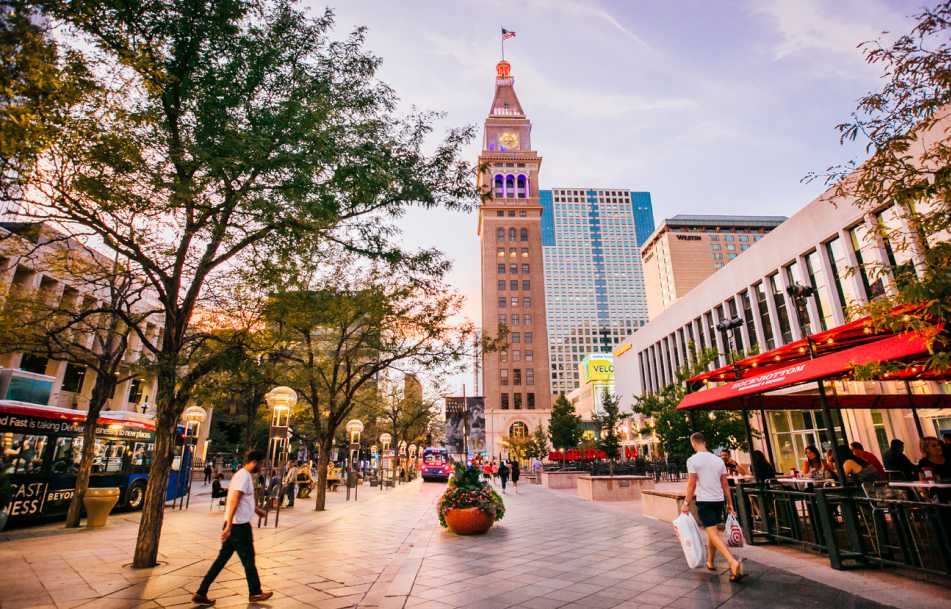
[{"xmin": 733, "ymin": 482, "xmax": 951, "ymax": 577}]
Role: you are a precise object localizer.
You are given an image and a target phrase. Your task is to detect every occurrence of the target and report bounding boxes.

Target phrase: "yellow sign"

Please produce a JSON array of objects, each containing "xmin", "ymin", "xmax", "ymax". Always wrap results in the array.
[
  {"xmin": 613, "ymin": 343, "xmax": 632, "ymax": 357},
  {"xmin": 580, "ymin": 355, "xmax": 615, "ymax": 384}
]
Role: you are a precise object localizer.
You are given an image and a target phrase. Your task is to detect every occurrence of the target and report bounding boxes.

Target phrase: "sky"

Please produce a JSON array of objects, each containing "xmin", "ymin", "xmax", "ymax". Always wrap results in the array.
[{"xmin": 313, "ymin": 0, "xmax": 932, "ymax": 395}]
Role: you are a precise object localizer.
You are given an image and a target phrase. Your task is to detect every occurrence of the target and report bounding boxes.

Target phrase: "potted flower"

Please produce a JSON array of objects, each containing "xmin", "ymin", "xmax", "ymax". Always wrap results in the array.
[{"xmin": 438, "ymin": 463, "xmax": 505, "ymax": 535}]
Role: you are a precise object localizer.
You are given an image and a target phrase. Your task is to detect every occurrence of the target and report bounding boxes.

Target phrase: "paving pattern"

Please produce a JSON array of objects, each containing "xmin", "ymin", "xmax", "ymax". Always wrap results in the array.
[{"xmin": 0, "ymin": 478, "xmax": 926, "ymax": 609}]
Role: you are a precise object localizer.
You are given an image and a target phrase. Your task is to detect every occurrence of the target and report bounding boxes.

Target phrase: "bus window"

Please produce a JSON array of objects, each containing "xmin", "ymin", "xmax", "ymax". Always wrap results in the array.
[
  {"xmin": 100, "ymin": 440, "xmax": 129, "ymax": 473},
  {"xmin": 51, "ymin": 436, "xmax": 83, "ymax": 475},
  {"xmin": 1, "ymin": 433, "xmax": 48, "ymax": 474},
  {"xmin": 131, "ymin": 442, "xmax": 152, "ymax": 467}
]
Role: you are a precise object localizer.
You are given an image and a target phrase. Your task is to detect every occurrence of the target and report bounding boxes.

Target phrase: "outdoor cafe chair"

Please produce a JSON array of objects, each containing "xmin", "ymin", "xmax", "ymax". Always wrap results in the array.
[{"xmin": 860, "ymin": 481, "xmax": 922, "ymax": 567}]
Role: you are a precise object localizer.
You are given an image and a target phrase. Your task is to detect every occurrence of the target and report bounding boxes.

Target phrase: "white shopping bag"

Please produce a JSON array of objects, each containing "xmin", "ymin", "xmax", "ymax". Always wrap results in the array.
[
  {"xmin": 673, "ymin": 512, "xmax": 707, "ymax": 569},
  {"xmin": 725, "ymin": 513, "xmax": 745, "ymax": 547}
]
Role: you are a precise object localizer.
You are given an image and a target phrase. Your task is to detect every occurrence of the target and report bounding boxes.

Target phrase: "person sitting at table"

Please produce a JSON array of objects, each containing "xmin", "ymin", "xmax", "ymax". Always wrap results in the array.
[
  {"xmin": 834, "ymin": 445, "xmax": 881, "ymax": 482},
  {"xmin": 720, "ymin": 449, "xmax": 750, "ymax": 476},
  {"xmin": 211, "ymin": 473, "xmax": 227, "ymax": 505},
  {"xmin": 918, "ymin": 436, "xmax": 951, "ymax": 481},
  {"xmin": 850, "ymin": 442, "xmax": 886, "ymax": 479},
  {"xmin": 802, "ymin": 445, "xmax": 827, "ymax": 478},
  {"xmin": 750, "ymin": 450, "xmax": 776, "ymax": 482},
  {"xmin": 883, "ymin": 439, "xmax": 917, "ymax": 481}
]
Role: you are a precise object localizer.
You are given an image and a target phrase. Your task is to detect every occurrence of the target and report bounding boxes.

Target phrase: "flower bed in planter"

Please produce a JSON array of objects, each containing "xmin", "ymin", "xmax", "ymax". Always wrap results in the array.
[{"xmin": 438, "ymin": 464, "xmax": 505, "ymax": 535}]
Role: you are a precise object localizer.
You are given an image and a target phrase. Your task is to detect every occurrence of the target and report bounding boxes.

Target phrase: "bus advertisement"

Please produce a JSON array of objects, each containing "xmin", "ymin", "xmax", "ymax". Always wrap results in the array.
[{"xmin": 0, "ymin": 401, "xmax": 190, "ymax": 526}]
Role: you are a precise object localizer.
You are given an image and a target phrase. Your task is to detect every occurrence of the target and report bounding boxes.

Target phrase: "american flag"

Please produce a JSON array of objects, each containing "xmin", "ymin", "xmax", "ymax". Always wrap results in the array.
[{"xmin": 501, "ymin": 28, "xmax": 516, "ymax": 40}]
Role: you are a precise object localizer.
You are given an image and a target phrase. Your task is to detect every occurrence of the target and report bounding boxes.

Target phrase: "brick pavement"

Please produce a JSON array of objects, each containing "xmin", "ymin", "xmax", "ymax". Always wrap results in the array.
[{"xmin": 0, "ymin": 478, "xmax": 944, "ymax": 609}]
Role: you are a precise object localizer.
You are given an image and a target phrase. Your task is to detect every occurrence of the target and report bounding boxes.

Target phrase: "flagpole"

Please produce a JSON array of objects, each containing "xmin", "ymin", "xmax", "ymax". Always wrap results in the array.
[{"xmin": 501, "ymin": 34, "xmax": 504, "ymax": 61}]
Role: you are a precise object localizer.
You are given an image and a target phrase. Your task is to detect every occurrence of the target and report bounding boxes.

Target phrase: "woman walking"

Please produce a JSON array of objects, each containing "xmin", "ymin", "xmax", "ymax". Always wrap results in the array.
[
  {"xmin": 498, "ymin": 459, "xmax": 509, "ymax": 494},
  {"xmin": 510, "ymin": 458, "xmax": 520, "ymax": 495}
]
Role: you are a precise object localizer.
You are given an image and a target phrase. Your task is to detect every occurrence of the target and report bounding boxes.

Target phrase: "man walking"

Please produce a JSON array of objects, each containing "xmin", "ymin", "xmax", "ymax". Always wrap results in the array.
[
  {"xmin": 192, "ymin": 450, "xmax": 273, "ymax": 606},
  {"xmin": 203, "ymin": 462, "xmax": 213, "ymax": 485},
  {"xmin": 283, "ymin": 459, "xmax": 299, "ymax": 507},
  {"xmin": 681, "ymin": 432, "xmax": 745, "ymax": 582}
]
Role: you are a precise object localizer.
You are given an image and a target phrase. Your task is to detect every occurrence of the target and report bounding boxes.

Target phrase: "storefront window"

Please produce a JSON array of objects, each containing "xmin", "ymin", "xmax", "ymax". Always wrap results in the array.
[
  {"xmin": 870, "ymin": 410, "xmax": 889, "ymax": 455},
  {"xmin": 767, "ymin": 410, "xmax": 842, "ymax": 473}
]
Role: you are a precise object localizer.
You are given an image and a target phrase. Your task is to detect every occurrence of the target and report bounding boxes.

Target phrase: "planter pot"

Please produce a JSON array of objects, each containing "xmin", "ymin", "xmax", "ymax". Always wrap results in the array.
[
  {"xmin": 83, "ymin": 487, "xmax": 120, "ymax": 528},
  {"xmin": 444, "ymin": 507, "xmax": 494, "ymax": 535}
]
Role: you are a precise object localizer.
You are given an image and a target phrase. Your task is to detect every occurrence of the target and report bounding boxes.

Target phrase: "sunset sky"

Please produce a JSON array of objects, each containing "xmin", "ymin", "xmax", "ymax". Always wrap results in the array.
[{"xmin": 318, "ymin": 0, "xmax": 929, "ymax": 394}]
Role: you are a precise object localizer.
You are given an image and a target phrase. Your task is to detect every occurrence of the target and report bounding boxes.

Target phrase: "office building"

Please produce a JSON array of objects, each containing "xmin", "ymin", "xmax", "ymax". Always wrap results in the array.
[
  {"xmin": 641, "ymin": 215, "xmax": 786, "ymax": 319},
  {"xmin": 541, "ymin": 188, "xmax": 654, "ymax": 396}
]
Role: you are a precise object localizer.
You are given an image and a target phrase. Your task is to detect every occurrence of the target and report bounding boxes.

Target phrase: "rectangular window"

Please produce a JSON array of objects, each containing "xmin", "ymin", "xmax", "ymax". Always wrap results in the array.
[
  {"xmin": 784, "ymin": 262, "xmax": 810, "ymax": 336},
  {"xmin": 522, "ymin": 280, "xmax": 530, "ymax": 291},
  {"xmin": 527, "ymin": 393, "xmax": 535, "ymax": 409},
  {"xmin": 509, "ymin": 280, "xmax": 518, "ymax": 290},
  {"xmin": 497, "ymin": 248, "xmax": 505, "ymax": 257},
  {"xmin": 53, "ymin": 436, "xmax": 83, "ymax": 473},
  {"xmin": 525, "ymin": 332, "xmax": 533, "ymax": 344},
  {"xmin": 769, "ymin": 273, "xmax": 793, "ymax": 343},
  {"xmin": 514, "ymin": 393, "xmax": 522, "ymax": 409},
  {"xmin": 61, "ymin": 363, "xmax": 87, "ymax": 393},
  {"xmin": 804, "ymin": 250, "xmax": 832, "ymax": 331},
  {"xmin": 500, "ymin": 350, "xmax": 508, "ymax": 363},
  {"xmin": 739, "ymin": 291, "xmax": 756, "ymax": 352},
  {"xmin": 511, "ymin": 313, "xmax": 520, "ymax": 326},
  {"xmin": 501, "ymin": 393, "xmax": 509, "ymax": 409},
  {"xmin": 520, "ymin": 248, "xmax": 529, "ymax": 257},
  {"xmin": 4, "ymin": 433, "xmax": 48, "ymax": 474},
  {"xmin": 524, "ymin": 296, "xmax": 532, "ymax": 308},
  {"xmin": 510, "ymin": 264, "xmax": 518, "ymax": 273},
  {"xmin": 753, "ymin": 282, "xmax": 775, "ymax": 350},
  {"xmin": 510, "ymin": 296, "xmax": 518, "ymax": 307},
  {"xmin": 512, "ymin": 350, "xmax": 521, "ymax": 361},
  {"xmin": 521, "ymin": 264, "xmax": 530, "ymax": 273},
  {"xmin": 513, "ymin": 369, "xmax": 522, "ymax": 385},
  {"xmin": 498, "ymin": 263, "xmax": 505, "ymax": 274},
  {"xmin": 128, "ymin": 378, "xmax": 145, "ymax": 403},
  {"xmin": 498, "ymin": 296, "xmax": 506, "ymax": 308},
  {"xmin": 526, "ymin": 368, "xmax": 535, "ymax": 385},
  {"xmin": 848, "ymin": 225, "xmax": 883, "ymax": 299},
  {"xmin": 525, "ymin": 350, "xmax": 533, "ymax": 362},
  {"xmin": 497, "ymin": 280, "xmax": 506, "ymax": 291},
  {"xmin": 19, "ymin": 354, "xmax": 48, "ymax": 374},
  {"xmin": 826, "ymin": 237, "xmax": 863, "ymax": 319},
  {"xmin": 511, "ymin": 332, "xmax": 520, "ymax": 343},
  {"xmin": 500, "ymin": 369, "xmax": 509, "ymax": 385}
]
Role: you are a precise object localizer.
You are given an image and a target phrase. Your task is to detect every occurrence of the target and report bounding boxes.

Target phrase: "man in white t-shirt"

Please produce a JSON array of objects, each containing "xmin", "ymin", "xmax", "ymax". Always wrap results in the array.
[
  {"xmin": 682, "ymin": 432, "xmax": 744, "ymax": 581},
  {"xmin": 193, "ymin": 450, "xmax": 273, "ymax": 606}
]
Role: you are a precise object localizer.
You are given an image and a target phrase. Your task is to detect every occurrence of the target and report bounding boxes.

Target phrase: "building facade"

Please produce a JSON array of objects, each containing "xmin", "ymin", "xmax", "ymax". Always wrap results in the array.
[
  {"xmin": 541, "ymin": 188, "xmax": 653, "ymax": 396},
  {"xmin": 614, "ymin": 115, "xmax": 951, "ymax": 470},
  {"xmin": 641, "ymin": 215, "xmax": 786, "ymax": 320},
  {"xmin": 477, "ymin": 60, "xmax": 553, "ymax": 458}
]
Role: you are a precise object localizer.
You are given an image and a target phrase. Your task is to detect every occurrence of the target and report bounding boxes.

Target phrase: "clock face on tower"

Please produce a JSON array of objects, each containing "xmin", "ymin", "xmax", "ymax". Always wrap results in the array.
[{"xmin": 498, "ymin": 131, "xmax": 519, "ymax": 150}]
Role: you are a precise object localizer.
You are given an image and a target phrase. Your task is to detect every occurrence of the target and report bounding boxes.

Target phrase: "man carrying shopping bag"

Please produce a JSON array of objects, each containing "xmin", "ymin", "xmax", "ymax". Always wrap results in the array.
[{"xmin": 681, "ymin": 432, "xmax": 745, "ymax": 581}]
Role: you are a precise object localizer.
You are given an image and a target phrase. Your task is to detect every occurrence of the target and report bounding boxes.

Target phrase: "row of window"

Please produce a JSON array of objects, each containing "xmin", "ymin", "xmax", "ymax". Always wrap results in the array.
[
  {"xmin": 495, "ymin": 209, "xmax": 528, "ymax": 217},
  {"xmin": 500, "ymin": 350, "xmax": 534, "ymax": 363},
  {"xmin": 500, "ymin": 368, "xmax": 535, "ymax": 386},
  {"xmin": 497, "ymin": 247, "xmax": 530, "ymax": 257},
  {"xmin": 498, "ymin": 263, "xmax": 531, "ymax": 274},
  {"xmin": 496, "ymin": 227, "xmax": 529, "ymax": 242},
  {"xmin": 19, "ymin": 354, "xmax": 148, "ymax": 402},
  {"xmin": 639, "ymin": 208, "xmax": 909, "ymax": 394},
  {"xmin": 498, "ymin": 296, "xmax": 533, "ymax": 308},
  {"xmin": 497, "ymin": 279, "xmax": 531, "ymax": 291},
  {"xmin": 498, "ymin": 313, "xmax": 533, "ymax": 327},
  {"xmin": 499, "ymin": 392, "xmax": 536, "ymax": 410},
  {"xmin": 493, "ymin": 174, "xmax": 530, "ymax": 198}
]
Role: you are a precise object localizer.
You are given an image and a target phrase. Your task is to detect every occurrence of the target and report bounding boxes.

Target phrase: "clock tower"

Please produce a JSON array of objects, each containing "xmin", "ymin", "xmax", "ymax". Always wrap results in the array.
[{"xmin": 477, "ymin": 60, "xmax": 552, "ymax": 458}]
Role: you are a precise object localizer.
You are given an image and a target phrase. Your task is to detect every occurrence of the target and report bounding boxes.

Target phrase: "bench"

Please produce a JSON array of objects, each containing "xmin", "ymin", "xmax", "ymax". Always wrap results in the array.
[
  {"xmin": 576, "ymin": 475, "xmax": 655, "ymax": 501},
  {"xmin": 641, "ymin": 489, "xmax": 698, "ymax": 523}
]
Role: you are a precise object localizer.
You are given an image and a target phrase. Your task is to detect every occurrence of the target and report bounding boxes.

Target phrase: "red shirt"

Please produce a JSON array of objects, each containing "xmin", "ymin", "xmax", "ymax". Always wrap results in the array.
[{"xmin": 856, "ymin": 449, "xmax": 886, "ymax": 478}]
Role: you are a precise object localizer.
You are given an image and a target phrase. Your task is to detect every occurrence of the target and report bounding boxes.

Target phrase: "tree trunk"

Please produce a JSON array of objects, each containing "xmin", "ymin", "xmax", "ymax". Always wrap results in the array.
[
  {"xmin": 64, "ymin": 376, "xmax": 113, "ymax": 528},
  {"xmin": 132, "ymin": 363, "xmax": 179, "ymax": 569},
  {"xmin": 314, "ymin": 441, "xmax": 331, "ymax": 511}
]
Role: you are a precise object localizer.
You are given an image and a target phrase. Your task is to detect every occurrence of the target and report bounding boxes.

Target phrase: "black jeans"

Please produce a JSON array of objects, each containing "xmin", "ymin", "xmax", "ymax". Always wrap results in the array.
[
  {"xmin": 284, "ymin": 483, "xmax": 296, "ymax": 506},
  {"xmin": 197, "ymin": 523, "xmax": 261, "ymax": 596}
]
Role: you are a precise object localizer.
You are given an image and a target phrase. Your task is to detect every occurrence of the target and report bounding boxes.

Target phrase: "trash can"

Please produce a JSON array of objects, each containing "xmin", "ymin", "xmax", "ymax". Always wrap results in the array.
[{"xmin": 83, "ymin": 487, "xmax": 120, "ymax": 528}]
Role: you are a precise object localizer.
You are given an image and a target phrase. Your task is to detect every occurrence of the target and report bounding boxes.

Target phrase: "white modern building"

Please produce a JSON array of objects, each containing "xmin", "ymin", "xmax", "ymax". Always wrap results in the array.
[
  {"xmin": 540, "ymin": 188, "xmax": 654, "ymax": 397},
  {"xmin": 614, "ymin": 118, "xmax": 950, "ymax": 471}
]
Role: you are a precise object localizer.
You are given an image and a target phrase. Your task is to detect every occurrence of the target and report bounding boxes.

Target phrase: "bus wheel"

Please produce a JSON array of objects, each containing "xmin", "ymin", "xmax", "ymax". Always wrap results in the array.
[{"xmin": 127, "ymin": 481, "xmax": 146, "ymax": 510}]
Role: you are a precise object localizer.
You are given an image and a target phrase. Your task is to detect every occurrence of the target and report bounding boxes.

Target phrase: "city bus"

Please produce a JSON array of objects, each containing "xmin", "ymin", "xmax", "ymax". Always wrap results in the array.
[
  {"xmin": 0, "ymin": 400, "xmax": 191, "ymax": 526},
  {"xmin": 420, "ymin": 447, "xmax": 451, "ymax": 482}
]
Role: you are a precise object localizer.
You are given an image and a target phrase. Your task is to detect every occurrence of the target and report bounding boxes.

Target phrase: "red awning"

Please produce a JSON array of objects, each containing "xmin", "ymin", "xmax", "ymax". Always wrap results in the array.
[
  {"xmin": 680, "ymin": 391, "xmax": 950, "ymax": 412},
  {"xmin": 678, "ymin": 331, "xmax": 930, "ymax": 411}
]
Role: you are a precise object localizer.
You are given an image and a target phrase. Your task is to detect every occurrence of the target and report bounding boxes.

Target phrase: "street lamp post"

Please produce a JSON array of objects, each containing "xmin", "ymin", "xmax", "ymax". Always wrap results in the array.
[
  {"xmin": 379, "ymin": 433, "xmax": 392, "ymax": 491},
  {"xmin": 787, "ymin": 283, "xmax": 847, "ymax": 484},
  {"xmin": 408, "ymin": 444, "xmax": 417, "ymax": 481},
  {"xmin": 180, "ymin": 405, "xmax": 207, "ymax": 510},
  {"xmin": 265, "ymin": 386, "xmax": 297, "ymax": 527},
  {"xmin": 345, "ymin": 419, "xmax": 364, "ymax": 501},
  {"xmin": 398, "ymin": 440, "xmax": 407, "ymax": 485}
]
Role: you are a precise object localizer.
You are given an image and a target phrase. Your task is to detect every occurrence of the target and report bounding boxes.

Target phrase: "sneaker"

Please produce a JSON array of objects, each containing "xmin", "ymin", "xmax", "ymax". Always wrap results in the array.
[
  {"xmin": 249, "ymin": 591, "xmax": 274, "ymax": 602},
  {"xmin": 191, "ymin": 593, "xmax": 215, "ymax": 606}
]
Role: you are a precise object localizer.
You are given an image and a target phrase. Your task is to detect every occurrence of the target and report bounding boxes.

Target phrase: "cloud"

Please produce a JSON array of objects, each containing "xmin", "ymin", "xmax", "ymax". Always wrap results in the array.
[
  {"xmin": 751, "ymin": 0, "xmax": 902, "ymax": 61},
  {"xmin": 538, "ymin": 0, "xmax": 651, "ymax": 48}
]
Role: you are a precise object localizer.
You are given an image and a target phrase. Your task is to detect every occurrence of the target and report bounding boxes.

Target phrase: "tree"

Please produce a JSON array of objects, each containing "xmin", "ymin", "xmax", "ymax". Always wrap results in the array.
[
  {"xmin": 262, "ymin": 261, "xmax": 473, "ymax": 511},
  {"xmin": 807, "ymin": 1, "xmax": 950, "ymax": 372},
  {"xmin": 500, "ymin": 432, "xmax": 534, "ymax": 463},
  {"xmin": 634, "ymin": 347, "xmax": 751, "ymax": 461},
  {"xmin": 21, "ymin": 2, "xmax": 476, "ymax": 567},
  {"xmin": 592, "ymin": 389, "xmax": 628, "ymax": 476},
  {"xmin": 531, "ymin": 423, "xmax": 549, "ymax": 461},
  {"xmin": 548, "ymin": 393, "xmax": 581, "ymax": 468},
  {"xmin": 0, "ymin": 231, "xmax": 152, "ymax": 528}
]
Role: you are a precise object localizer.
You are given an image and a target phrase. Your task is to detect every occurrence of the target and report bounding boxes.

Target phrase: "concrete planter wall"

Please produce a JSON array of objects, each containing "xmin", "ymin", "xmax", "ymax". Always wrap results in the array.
[
  {"xmin": 541, "ymin": 470, "xmax": 584, "ymax": 490},
  {"xmin": 641, "ymin": 489, "xmax": 699, "ymax": 523},
  {"xmin": 576, "ymin": 475, "xmax": 655, "ymax": 501}
]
